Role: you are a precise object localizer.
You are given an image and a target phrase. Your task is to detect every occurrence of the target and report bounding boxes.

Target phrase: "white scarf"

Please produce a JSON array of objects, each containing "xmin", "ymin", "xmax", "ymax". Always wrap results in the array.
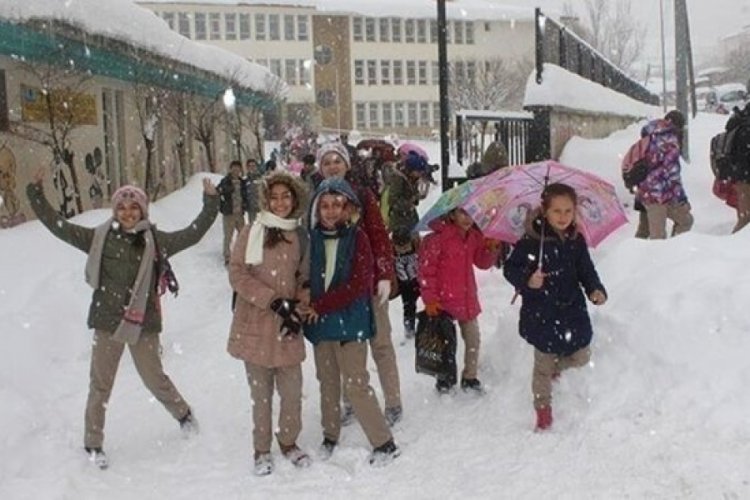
[{"xmin": 245, "ymin": 211, "xmax": 299, "ymax": 265}]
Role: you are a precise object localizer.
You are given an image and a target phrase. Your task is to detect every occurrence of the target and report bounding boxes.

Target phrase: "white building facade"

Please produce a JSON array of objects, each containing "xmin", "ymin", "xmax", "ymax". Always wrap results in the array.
[{"xmin": 139, "ymin": 0, "xmax": 536, "ymax": 136}]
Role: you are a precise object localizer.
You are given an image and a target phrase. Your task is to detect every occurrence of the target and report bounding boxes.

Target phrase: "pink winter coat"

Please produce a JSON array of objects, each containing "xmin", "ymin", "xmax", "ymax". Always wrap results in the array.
[
  {"xmin": 418, "ymin": 220, "xmax": 498, "ymax": 322},
  {"xmin": 227, "ymin": 224, "xmax": 307, "ymax": 367}
]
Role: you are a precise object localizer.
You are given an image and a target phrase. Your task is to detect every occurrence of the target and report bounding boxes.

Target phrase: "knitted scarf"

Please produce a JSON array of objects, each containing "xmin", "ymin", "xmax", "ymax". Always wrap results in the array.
[
  {"xmin": 245, "ymin": 210, "xmax": 299, "ymax": 265},
  {"xmin": 85, "ymin": 218, "xmax": 155, "ymax": 344},
  {"xmin": 309, "ymin": 223, "xmax": 357, "ymax": 300}
]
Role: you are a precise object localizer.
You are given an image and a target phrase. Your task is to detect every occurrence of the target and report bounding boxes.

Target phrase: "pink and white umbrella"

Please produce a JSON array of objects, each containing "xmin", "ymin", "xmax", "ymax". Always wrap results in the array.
[
  {"xmin": 418, "ymin": 160, "xmax": 627, "ymax": 248},
  {"xmin": 398, "ymin": 142, "xmax": 429, "ymax": 161}
]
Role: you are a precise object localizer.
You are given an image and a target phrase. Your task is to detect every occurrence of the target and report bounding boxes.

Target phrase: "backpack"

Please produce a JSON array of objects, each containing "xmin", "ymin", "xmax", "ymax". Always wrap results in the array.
[
  {"xmin": 621, "ymin": 135, "xmax": 652, "ymax": 189},
  {"xmin": 710, "ymin": 123, "xmax": 750, "ymax": 182}
]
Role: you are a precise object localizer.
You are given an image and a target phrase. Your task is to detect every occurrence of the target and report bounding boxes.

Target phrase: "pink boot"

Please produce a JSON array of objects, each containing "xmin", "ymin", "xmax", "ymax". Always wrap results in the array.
[{"xmin": 535, "ymin": 406, "xmax": 553, "ymax": 431}]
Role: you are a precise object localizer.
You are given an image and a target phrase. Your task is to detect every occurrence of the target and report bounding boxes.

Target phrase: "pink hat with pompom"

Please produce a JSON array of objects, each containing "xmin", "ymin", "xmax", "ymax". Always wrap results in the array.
[{"xmin": 112, "ymin": 185, "xmax": 149, "ymax": 218}]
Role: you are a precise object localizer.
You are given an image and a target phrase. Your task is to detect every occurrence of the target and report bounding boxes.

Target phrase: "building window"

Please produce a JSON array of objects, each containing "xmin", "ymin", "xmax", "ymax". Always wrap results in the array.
[
  {"xmin": 419, "ymin": 101, "xmax": 429, "ymax": 126},
  {"xmin": 255, "ymin": 14, "xmax": 266, "ymax": 40},
  {"xmin": 369, "ymin": 102, "xmax": 379, "ymax": 128},
  {"xmin": 379, "ymin": 18, "xmax": 390, "ymax": 42},
  {"xmin": 365, "ymin": 18, "xmax": 376, "ymax": 42},
  {"xmin": 381, "ymin": 60, "xmax": 391, "ymax": 85},
  {"xmin": 356, "ymin": 103, "xmax": 367, "ymax": 129},
  {"xmin": 466, "ymin": 61, "xmax": 477, "ymax": 85},
  {"xmin": 353, "ymin": 17, "xmax": 363, "ymax": 42},
  {"xmin": 0, "ymin": 69, "xmax": 8, "ymax": 132},
  {"xmin": 431, "ymin": 61, "xmax": 439, "ymax": 85},
  {"xmin": 391, "ymin": 18, "xmax": 401, "ymax": 42},
  {"xmin": 408, "ymin": 102, "xmax": 418, "ymax": 127},
  {"xmin": 285, "ymin": 59, "xmax": 297, "ymax": 85},
  {"xmin": 454, "ymin": 61, "xmax": 465, "ymax": 84},
  {"xmin": 393, "ymin": 60, "xmax": 403, "ymax": 85},
  {"xmin": 405, "ymin": 19, "xmax": 415, "ymax": 43},
  {"xmin": 466, "ymin": 21, "xmax": 475, "ymax": 44},
  {"xmin": 299, "ymin": 59, "xmax": 310, "ymax": 86},
  {"xmin": 406, "ymin": 61, "xmax": 416, "ymax": 85},
  {"xmin": 446, "ymin": 21, "xmax": 452, "ymax": 43},
  {"xmin": 395, "ymin": 102, "xmax": 405, "ymax": 127},
  {"xmin": 269, "ymin": 14, "xmax": 280, "ymax": 40},
  {"xmin": 178, "ymin": 13, "xmax": 191, "ymax": 38},
  {"xmin": 367, "ymin": 60, "xmax": 377, "ymax": 85},
  {"xmin": 284, "ymin": 15, "xmax": 295, "ymax": 41},
  {"xmin": 382, "ymin": 102, "xmax": 393, "ymax": 128},
  {"xmin": 418, "ymin": 61, "xmax": 428, "ymax": 85},
  {"xmin": 209, "ymin": 13, "xmax": 221, "ymax": 40},
  {"xmin": 354, "ymin": 60, "xmax": 365, "ymax": 85},
  {"xmin": 224, "ymin": 13, "xmax": 237, "ymax": 40},
  {"xmin": 433, "ymin": 102, "xmax": 441, "ymax": 127},
  {"xmin": 162, "ymin": 12, "xmax": 175, "ymax": 30},
  {"xmin": 297, "ymin": 15, "xmax": 309, "ymax": 41},
  {"xmin": 454, "ymin": 21, "xmax": 464, "ymax": 44},
  {"xmin": 239, "ymin": 13, "xmax": 250, "ymax": 40},
  {"xmin": 270, "ymin": 59, "xmax": 282, "ymax": 78},
  {"xmin": 430, "ymin": 20, "xmax": 438, "ymax": 43},
  {"xmin": 194, "ymin": 13, "xmax": 206, "ymax": 40},
  {"xmin": 417, "ymin": 20, "xmax": 427, "ymax": 43}
]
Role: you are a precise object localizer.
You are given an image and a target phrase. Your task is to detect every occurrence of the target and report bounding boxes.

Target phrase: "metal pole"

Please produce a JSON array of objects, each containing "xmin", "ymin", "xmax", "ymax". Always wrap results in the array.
[
  {"xmin": 674, "ymin": 0, "xmax": 689, "ymax": 159},
  {"xmin": 335, "ymin": 66, "xmax": 341, "ymax": 133},
  {"xmin": 437, "ymin": 0, "xmax": 451, "ymax": 191},
  {"xmin": 659, "ymin": 0, "xmax": 667, "ymax": 113}
]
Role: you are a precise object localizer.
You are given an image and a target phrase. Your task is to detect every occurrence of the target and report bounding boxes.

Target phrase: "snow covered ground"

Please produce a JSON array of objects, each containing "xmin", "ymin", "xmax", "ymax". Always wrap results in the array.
[{"xmin": 1, "ymin": 112, "xmax": 749, "ymax": 499}]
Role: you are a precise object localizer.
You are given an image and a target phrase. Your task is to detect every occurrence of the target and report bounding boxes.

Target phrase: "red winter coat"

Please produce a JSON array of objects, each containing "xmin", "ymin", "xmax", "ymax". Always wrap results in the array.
[{"xmin": 418, "ymin": 220, "xmax": 497, "ymax": 322}]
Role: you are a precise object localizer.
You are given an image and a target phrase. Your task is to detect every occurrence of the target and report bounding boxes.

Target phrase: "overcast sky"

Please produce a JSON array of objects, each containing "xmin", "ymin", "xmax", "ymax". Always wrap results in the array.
[{"xmin": 497, "ymin": 0, "xmax": 750, "ymax": 65}]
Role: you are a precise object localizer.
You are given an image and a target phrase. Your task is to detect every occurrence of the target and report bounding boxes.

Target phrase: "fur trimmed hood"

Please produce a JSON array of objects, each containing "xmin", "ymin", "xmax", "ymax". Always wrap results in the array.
[{"xmin": 257, "ymin": 171, "xmax": 308, "ymax": 220}]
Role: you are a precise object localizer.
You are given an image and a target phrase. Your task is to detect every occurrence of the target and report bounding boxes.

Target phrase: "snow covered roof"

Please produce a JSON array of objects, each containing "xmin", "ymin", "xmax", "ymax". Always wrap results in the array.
[
  {"xmin": 0, "ymin": 0, "xmax": 285, "ymax": 101},
  {"xmin": 524, "ymin": 64, "xmax": 661, "ymax": 119},
  {"xmin": 139, "ymin": 0, "xmax": 536, "ymax": 22}
]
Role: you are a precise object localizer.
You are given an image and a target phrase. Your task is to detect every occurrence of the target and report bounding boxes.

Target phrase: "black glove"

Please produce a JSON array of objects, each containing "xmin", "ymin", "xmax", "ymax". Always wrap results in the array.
[{"xmin": 270, "ymin": 298, "xmax": 302, "ymax": 336}]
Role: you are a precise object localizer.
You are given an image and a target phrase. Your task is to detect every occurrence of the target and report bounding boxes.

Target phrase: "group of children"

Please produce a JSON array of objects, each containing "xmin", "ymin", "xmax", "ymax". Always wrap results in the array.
[{"xmin": 28, "ymin": 142, "xmax": 608, "ymax": 474}]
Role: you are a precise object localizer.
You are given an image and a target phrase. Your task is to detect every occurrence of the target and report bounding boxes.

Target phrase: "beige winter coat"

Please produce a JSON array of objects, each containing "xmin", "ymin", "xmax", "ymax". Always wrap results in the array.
[{"xmin": 227, "ymin": 172, "xmax": 309, "ymax": 367}]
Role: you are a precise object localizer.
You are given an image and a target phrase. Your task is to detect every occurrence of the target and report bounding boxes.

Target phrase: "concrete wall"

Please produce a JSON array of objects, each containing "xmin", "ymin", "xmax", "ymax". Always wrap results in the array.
[{"xmin": 549, "ymin": 109, "xmax": 641, "ymax": 160}]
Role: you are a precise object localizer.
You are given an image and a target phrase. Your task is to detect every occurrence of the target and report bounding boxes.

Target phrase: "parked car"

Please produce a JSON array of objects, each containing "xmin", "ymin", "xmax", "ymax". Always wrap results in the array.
[{"xmin": 705, "ymin": 83, "xmax": 748, "ymax": 114}]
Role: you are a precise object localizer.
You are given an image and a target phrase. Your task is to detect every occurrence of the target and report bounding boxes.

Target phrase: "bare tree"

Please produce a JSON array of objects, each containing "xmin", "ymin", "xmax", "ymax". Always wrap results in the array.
[
  {"xmin": 185, "ymin": 92, "xmax": 223, "ymax": 173},
  {"xmin": 132, "ymin": 81, "xmax": 170, "ymax": 198},
  {"xmin": 723, "ymin": 46, "xmax": 750, "ymax": 86},
  {"xmin": 11, "ymin": 57, "xmax": 92, "ymax": 215},
  {"xmin": 448, "ymin": 57, "xmax": 532, "ymax": 156},
  {"xmin": 161, "ymin": 90, "xmax": 191, "ymax": 187},
  {"xmin": 562, "ymin": 0, "xmax": 645, "ymax": 74}
]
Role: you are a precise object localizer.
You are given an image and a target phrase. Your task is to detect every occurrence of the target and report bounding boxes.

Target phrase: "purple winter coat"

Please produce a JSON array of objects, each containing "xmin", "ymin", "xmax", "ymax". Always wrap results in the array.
[{"xmin": 636, "ymin": 119, "xmax": 688, "ymax": 205}]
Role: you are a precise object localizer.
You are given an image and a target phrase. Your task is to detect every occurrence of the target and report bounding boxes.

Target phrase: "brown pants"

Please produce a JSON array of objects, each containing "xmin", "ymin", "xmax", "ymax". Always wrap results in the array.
[
  {"xmin": 532, "ymin": 347, "xmax": 590, "ymax": 409},
  {"xmin": 458, "ymin": 319, "xmax": 481, "ymax": 379},
  {"xmin": 314, "ymin": 340, "xmax": 392, "ymax": 448},
  {"xmin": 370, "ymin": 298, "xmax": 402, "ymax": 409},
  {"xmin": 244, "ymin": 362, "xmax": 303, "ymax": 454},
  {"xmin": 733, "ymin": 182, "xmax": 750, "ymax": 233},
  {"xmin": 222, "ymin": 213, "xmax": 246, "ymax": 262},
  {"xmin": 84, "ymin": 330, "xmax": 190, "ymax": 448},
  {"xmin": 644, "ymin": 201, "xmax": 694, "ymax": 239}
]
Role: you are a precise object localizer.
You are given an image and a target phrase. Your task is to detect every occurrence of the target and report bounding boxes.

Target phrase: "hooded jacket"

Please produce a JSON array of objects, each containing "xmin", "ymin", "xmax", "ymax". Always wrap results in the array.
[
  {"xmin": 636, "ymin": 119, "xmax": 688, "ymax": 205},
  {"xmin": 27, "ymin": 183, "xmax": 218, "ymax": 334},
  {"xmin": 503, "ymin": 212, "xmax": 606, "ymax": 355},
  {"xmin": 304, "ymin": 178, "xmax": 375, "ymax": 345},
  {"xmin": 418, "ymin": 218, "xmax": 497, "ymax": 322},
  {"xmin": 227, "ymin": 172, "xmax": 309, "ymax": 367}
]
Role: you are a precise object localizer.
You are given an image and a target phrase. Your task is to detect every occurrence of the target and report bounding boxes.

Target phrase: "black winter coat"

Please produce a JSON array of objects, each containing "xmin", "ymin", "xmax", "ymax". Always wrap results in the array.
[
  {"xmin": 503, "ymin": 218, "xmax": 606, "ymax": 355},
  {"xmin": 217, "ymin": 175, "xmax": 250, "ymax": 215}
]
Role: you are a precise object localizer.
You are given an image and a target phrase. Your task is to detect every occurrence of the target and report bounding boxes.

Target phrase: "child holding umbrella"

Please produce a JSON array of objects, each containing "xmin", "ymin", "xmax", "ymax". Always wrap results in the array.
[{"xmin": 502, "ymin": 183, "xmax": 607, "ymax": 431}]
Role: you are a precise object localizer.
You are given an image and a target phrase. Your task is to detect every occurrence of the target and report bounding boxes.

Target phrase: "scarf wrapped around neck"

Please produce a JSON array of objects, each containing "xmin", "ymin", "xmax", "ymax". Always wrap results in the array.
[
  {"xmin": 85, "ymin": 218, "xmax": 154, "ymax": 344},
  {"xmin": 245, "ymin": 210, "xmax": 299, "ymax": 265}
]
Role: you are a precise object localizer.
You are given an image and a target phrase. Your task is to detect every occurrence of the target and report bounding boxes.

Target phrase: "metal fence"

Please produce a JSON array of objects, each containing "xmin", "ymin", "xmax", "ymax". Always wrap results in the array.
[{"xmin": 535, "ymin": 8, "xmax": 660, "ymax": 106}]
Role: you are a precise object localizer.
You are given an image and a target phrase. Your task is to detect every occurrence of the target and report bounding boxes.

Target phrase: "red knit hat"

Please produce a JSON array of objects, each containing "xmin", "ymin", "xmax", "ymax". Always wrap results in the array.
[{"xmin": 112, "ymin": 185, "xmax": 149, "ymax": 218}]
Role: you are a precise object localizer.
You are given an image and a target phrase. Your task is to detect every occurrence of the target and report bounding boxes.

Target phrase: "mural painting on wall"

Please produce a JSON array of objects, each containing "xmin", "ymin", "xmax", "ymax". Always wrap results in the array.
[
  {"xmin": 0, "ymin": 145, "xmax": 27, "ymax": 229},
  {"xmin": 85, "ymin": 146, "xmax": 106, "ymax": 209},
  {"xmin": 52, "ymin": 155, "xmax": 77, "ymax": 219}
]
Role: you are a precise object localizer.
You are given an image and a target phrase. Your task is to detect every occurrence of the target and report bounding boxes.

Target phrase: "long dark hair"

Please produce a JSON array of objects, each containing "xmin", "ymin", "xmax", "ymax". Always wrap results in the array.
[{"xmin": 263, "ymin": 178, "xmax": 299, "ymax": 249}]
